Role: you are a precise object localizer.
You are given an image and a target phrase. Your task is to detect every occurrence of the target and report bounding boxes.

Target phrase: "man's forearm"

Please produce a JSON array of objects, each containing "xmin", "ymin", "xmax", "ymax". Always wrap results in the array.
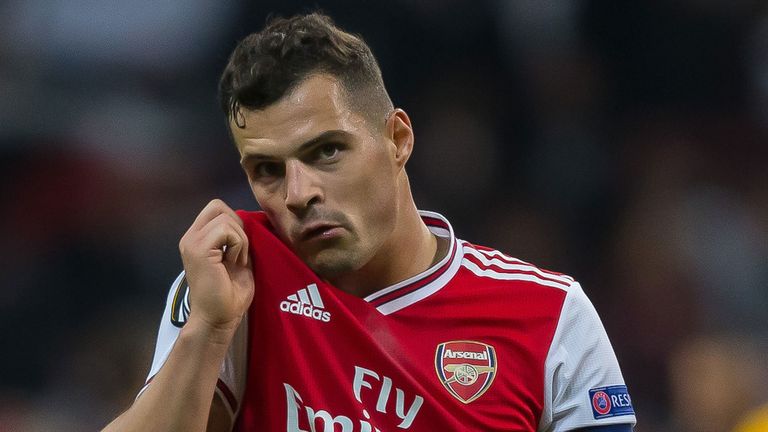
[{"xmin": 102, "ymin": 319, "xmax": 236, "ymax": 432}]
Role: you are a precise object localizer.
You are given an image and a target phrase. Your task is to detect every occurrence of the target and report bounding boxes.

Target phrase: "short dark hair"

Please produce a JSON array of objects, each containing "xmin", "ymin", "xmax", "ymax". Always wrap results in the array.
[{"xmin": 218, "ymin": 13, "xmax": 393, "ymax": 128}]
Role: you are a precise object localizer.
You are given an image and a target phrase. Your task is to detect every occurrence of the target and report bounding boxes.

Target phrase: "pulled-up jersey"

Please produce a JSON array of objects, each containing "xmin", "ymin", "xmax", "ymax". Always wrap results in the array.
[{"xmin": 144, "ymin": 211, "xmax": 636, "ymax": 431}]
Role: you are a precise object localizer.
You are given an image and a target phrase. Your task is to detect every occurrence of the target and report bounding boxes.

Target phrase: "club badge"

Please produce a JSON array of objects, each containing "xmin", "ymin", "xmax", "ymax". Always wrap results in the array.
[{"xmin": 435, "ymin": 340, "xmax": 497, "ymax": 404}]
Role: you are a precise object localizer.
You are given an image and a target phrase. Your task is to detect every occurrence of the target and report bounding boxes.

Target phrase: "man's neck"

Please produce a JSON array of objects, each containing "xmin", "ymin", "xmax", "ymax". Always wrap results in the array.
[{"xmin": 329, "ymin": 207, "xmax": 448, "ymax": 298}]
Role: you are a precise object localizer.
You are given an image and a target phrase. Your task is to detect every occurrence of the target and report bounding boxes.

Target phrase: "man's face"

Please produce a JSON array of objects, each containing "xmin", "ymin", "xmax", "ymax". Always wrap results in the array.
[{"xmin": 231, "ymin": 74, "xmax": 401, "ymax": 277}]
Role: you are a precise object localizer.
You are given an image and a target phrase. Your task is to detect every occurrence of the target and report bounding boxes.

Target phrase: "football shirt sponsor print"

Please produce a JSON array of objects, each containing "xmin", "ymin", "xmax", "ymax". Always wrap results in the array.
[{"xmin": 435, "ymin": 341, "xmax": 497, "ymax": 404}]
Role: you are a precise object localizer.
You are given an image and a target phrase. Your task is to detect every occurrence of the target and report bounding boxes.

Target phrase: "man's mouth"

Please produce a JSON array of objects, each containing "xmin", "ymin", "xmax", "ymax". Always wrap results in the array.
[{"xmin": 299, "ymin": 223, "xmax": 344, "ymax": 241}]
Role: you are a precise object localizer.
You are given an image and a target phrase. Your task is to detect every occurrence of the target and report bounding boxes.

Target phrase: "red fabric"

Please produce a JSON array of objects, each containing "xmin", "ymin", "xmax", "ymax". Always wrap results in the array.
[{"xmin": 234, "ymin": 211, "xmax": 566, "ymax": 431}]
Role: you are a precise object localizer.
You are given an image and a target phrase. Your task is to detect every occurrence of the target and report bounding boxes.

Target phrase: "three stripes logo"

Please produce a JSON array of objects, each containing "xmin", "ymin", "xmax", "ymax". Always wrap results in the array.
[{"xmin": 279, "ymin": 283, "xmax": 331, "ymax": 322}]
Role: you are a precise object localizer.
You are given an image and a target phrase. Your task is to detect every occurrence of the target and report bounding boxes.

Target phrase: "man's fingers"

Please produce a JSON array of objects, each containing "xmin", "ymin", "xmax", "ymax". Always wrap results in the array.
[
  {"xmin": 188, "ymin": 199, "xmax": 243, "ymax": 233},
  {"xmin": 197, "ymin": 224, "xmax": 245, "ymax": 266},
  {"xmin": 223, "ymin": 239, "xmax": 243, "ymax": 266},
  {"xmin": 199, "ymin": 213, "xmax": 249, "ymax": 265}
]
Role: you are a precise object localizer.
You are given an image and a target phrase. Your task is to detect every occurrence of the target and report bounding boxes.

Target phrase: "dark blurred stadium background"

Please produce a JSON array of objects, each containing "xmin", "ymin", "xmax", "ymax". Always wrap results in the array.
[{"xmin": 1, "ymin": 1, "xmax": 767, "ymax": 431}]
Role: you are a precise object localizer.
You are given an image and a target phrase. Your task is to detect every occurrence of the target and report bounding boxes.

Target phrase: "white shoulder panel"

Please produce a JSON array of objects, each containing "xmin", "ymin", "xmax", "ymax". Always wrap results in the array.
[{"xmin": 538, "ymin": 282, "xmax": 636, "ymax": 431}]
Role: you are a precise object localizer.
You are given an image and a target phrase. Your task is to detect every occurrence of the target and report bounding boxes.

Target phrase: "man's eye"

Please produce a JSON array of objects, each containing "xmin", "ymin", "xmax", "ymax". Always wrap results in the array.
[
  {"xmin": 317, "ymin": 143, "xmax": 340, "ymax": 160},
  {"xmin": 254, "ymin": 162, "xmax": 283, "ymax": 178}
]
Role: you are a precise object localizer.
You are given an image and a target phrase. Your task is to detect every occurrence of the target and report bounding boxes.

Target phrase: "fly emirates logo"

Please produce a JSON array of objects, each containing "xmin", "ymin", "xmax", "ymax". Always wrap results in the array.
[{"xmin": 284, "ymin": 366, "xmax": 424, "ymax": 431}]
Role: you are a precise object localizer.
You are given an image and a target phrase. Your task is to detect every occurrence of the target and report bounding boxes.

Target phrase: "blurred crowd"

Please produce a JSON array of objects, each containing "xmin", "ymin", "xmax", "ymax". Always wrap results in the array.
[{"xmin": 1, "ymin": 1, "xmax": 766, "ymax": 431}]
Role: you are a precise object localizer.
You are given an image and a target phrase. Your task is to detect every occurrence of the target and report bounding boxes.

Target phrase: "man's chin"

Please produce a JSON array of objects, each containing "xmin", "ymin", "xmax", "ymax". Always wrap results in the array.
[{"xmin": 304, "ymin": 250, "xmax": 360, "ymax": 278}]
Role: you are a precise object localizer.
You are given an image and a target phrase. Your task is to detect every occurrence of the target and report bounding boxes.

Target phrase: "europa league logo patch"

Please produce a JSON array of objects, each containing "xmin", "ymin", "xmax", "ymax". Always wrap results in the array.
[
  {"xmin": 170, "ymin": 275, "xmax": 191, "ymax": 328},
  {"xmin": 435, "ymin": 341, "xmax": 497, "ymax": 404}
]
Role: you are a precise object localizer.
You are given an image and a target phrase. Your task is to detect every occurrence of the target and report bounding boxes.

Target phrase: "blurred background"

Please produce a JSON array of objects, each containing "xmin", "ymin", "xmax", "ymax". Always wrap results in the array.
[{"xmin": 1, "ymin": 1, "xmax": 767, "ymax": 431}]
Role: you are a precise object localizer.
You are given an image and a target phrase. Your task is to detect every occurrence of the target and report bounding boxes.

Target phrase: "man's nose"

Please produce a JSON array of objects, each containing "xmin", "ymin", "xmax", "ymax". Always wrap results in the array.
[{"xmin": 284, "ymin": 160, "xmax": 322, "ymax": 215}]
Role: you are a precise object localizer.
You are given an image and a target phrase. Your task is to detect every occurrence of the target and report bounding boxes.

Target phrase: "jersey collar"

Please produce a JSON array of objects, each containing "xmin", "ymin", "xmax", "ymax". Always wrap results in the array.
[{"xmin": 364, "ymin": 210, "xmax": 463, "ymax": 315}]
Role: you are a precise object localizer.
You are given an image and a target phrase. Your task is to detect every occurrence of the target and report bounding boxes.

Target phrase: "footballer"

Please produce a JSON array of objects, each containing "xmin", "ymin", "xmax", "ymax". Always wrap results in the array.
[{"xmin": 104, "ymin": 13, "xmax": 636, "ymax": 432}]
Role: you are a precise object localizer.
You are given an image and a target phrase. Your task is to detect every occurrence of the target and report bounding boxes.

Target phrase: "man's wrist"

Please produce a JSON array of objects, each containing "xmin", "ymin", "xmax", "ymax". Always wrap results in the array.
[{"xmin": 181, "ymin": 316, "xmax": 241, "ymax": 348}]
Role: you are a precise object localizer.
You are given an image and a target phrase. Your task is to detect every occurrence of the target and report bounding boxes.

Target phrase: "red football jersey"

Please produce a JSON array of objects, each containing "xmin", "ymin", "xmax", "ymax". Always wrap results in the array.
[{"xmin": 144, "ymin": 211, "xmax": 636, "ymax": 431}]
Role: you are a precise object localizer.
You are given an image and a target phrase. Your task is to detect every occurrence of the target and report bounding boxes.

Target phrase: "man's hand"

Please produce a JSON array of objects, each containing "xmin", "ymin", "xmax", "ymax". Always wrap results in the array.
[
  {"xmin": 179, "ymin": 199, "xmax": 254, "ymax": 336},
  {"xmin": 103, "ymin": 199, "xmax": 251, "ymax": 432}
]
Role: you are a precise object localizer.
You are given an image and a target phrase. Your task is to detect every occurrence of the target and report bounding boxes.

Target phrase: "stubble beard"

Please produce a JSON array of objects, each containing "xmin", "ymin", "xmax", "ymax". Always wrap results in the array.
[{"xmin": 306, "ymin": 248, "xmax": 362, "ymax": 279}]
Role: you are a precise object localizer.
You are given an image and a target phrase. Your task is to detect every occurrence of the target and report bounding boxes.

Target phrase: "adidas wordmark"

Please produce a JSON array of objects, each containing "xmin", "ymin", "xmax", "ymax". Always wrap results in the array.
[{"xmin": 279, "ymin": 283, "xmax": 331, "ymax": 322}]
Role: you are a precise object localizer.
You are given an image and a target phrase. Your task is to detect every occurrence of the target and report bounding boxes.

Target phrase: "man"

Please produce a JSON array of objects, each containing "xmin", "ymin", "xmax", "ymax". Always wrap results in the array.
[{"xmin": 104, "ymin": 13, "xmax": 636, "ymax": 432}]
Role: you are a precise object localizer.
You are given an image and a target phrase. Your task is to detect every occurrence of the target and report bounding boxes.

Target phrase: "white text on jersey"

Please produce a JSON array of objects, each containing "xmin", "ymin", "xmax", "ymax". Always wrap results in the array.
[
  {"xmin": 284, "ymin": 365, "xmax": 424, "ymax": 431},
  {"xmin": 443, "ymin": 349, "xmax": 488, "ymax": 360},
  {"xmin": 280, "ymin": 283, "xmax": 331, "ymax": 322}
]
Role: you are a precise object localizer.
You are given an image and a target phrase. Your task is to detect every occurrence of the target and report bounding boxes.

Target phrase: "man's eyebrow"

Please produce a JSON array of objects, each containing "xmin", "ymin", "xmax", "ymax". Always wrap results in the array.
[{"xmin": 240, "ymin": 129, "xmax": 353, "ymax": 165}]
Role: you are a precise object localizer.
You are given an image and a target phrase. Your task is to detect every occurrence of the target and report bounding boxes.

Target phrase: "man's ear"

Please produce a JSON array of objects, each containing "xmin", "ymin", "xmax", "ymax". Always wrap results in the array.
[{"xmin": 386, "ymin": 108, "xmax": 414, "ymax": 169}]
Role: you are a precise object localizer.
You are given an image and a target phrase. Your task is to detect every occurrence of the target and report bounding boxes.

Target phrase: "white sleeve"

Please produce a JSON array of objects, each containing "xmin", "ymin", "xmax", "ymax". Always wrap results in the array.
[
  {"xmin": 137, "ymin": 271, "xmax": 249, "ymax": 419},
  {"xmin": 538, "ymin": 282, "xmax": 637, "ymax": 432}
]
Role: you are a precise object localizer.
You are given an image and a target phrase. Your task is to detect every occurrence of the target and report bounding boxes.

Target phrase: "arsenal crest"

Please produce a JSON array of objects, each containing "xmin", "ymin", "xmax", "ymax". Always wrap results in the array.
[{"xmin": 435, "ymin": 341, "xmax": 497, "ymax": 404}]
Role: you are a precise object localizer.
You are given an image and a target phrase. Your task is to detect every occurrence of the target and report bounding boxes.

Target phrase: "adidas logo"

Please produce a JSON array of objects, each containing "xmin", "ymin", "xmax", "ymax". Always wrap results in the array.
[{"xmin": 279, "ymin": 283, "xmax": 331, "ymax": 322}]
